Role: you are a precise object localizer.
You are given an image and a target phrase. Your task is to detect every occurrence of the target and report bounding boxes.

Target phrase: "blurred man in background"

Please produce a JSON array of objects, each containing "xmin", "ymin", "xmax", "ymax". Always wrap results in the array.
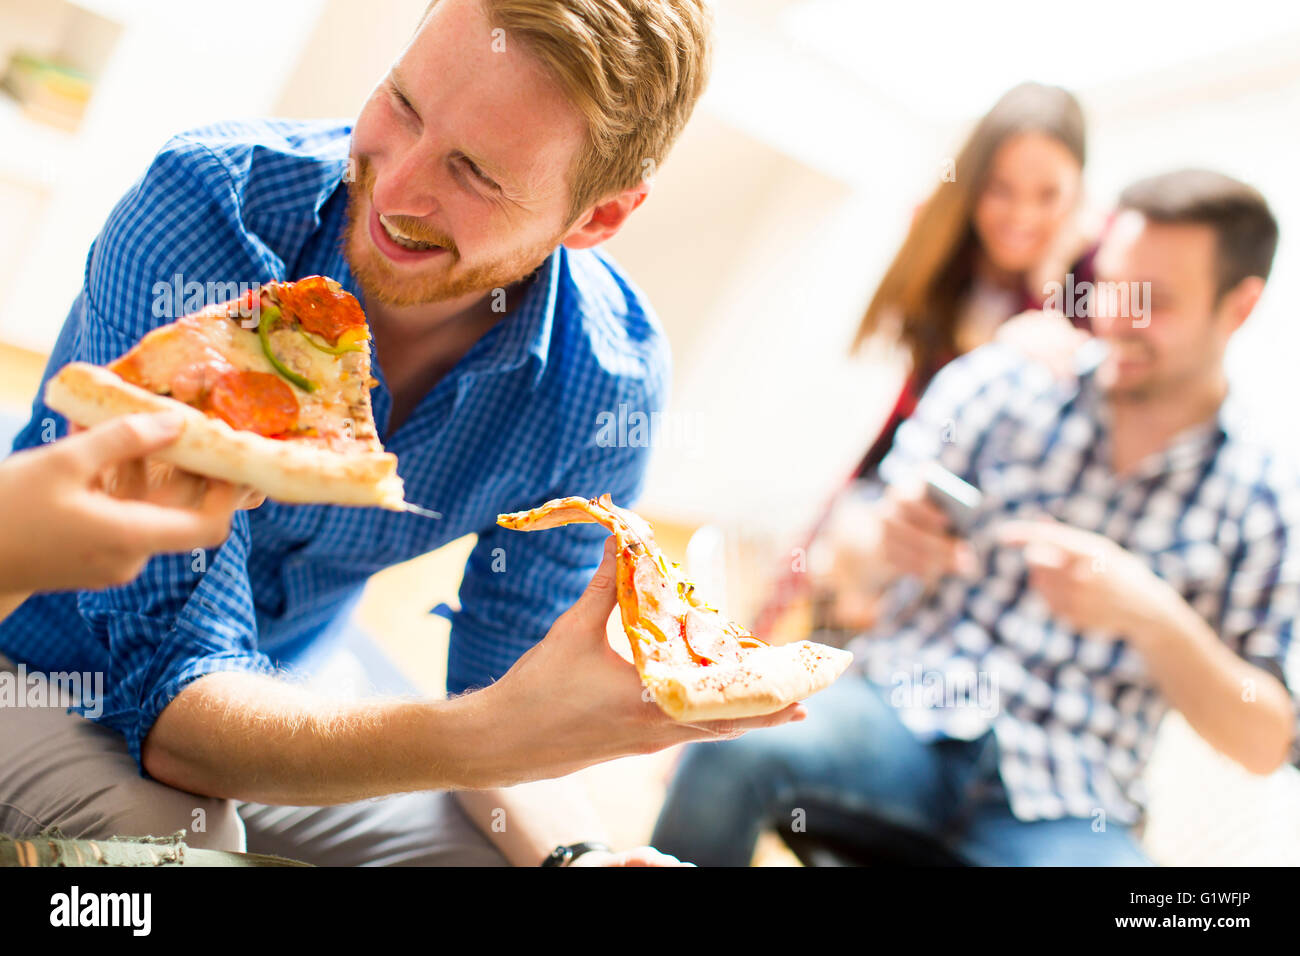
[{"xmin": 654, "ymin": 169, "xmax": 1299, "ymax": 866}]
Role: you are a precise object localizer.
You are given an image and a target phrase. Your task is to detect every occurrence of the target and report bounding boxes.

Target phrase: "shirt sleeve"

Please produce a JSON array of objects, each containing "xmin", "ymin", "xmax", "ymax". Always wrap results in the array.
[
  {"xmin": 76, "ymin": 512, "xmax": 275, "ymax": 770},
  {"xmin": 446, "ymin": 377, "xmax": 660, "ymax": 695},
  {"xmin": 46, "ymin": 133, "xmax": 287, "ymax": 772},
  {"xmin": 84, "ymin": 132, "xmax": 287, "ymax": 330},
  {"xmin": 1217, "ymin": 485, "xmax": 1300, "ymax": 768}
]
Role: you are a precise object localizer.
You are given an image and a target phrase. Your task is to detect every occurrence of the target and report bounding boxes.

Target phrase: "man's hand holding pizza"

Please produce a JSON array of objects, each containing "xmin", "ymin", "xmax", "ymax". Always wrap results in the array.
[{"xmin": 469, "ymin": 537, "xmax": 808, "ymax": 788}]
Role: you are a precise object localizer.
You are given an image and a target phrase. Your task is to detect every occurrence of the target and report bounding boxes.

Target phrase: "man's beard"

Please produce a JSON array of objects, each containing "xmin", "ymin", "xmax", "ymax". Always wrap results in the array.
[
  {"xmin": 1097, "ymin": 338, "xmax": 1160, "ymax": 403},
  {"xmin": 342, "ymin": 156, "xmax": 562, "ymax": 308},
  {"xmin": 1103, "ymin": 378, "xmax": 1159, "ymax": 403}
]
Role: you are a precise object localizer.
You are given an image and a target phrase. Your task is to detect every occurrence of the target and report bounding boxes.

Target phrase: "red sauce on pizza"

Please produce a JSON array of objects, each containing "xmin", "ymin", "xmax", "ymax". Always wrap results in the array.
[{"xmin": 274, "ymin": 275, "xmax": 366, "ymax": 346}]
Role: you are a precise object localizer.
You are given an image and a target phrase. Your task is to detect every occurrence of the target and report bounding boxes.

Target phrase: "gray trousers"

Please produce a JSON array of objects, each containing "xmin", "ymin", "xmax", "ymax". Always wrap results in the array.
[{"xmin": 0, "ymin": 653, "xmax": 507, "ymax": 866}]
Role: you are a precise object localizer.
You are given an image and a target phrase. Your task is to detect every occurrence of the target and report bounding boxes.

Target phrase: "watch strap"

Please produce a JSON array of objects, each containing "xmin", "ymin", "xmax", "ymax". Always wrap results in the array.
[{"xmin": 540, "ymin": 841, "xmax": 611, "ymax": 867}]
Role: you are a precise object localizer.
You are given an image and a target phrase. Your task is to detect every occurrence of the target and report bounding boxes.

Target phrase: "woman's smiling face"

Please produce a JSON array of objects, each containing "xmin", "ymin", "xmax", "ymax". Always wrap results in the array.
[{"xmin": 973, "ymin": 131, "xmax": 1082, "ymax": 275}]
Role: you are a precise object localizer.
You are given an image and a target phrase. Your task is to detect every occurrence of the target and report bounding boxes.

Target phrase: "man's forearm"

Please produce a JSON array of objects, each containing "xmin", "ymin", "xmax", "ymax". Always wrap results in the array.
[
  {"xmin": 457, "ymin": 779, "xmax": 610, "ymax": 867},
  {"xmin": 142, "ymin": 670, "xmax": 505, "ymax": 805},
  {"xmin": 1132, "ymin": 597, "xmax": 1294, "ymax": 774}
]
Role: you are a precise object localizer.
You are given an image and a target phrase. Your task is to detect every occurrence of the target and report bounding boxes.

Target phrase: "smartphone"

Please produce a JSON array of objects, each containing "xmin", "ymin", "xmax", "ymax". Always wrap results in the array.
[{"xmin": 921, "ymin": 462, "xmax": 983, "ymax": 536}]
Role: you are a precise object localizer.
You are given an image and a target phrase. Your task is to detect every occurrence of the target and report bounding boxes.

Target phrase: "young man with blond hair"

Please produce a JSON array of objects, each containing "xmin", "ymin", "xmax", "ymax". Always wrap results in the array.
[{"xmin": 0, "ymin": 0, "xmax": 799, "ymax": 867}]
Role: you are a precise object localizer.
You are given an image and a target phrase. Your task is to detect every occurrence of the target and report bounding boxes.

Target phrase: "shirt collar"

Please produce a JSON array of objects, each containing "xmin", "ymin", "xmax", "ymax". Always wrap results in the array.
[{"xmin": 453, "ymin": 246, "xmax": 560, "ymax": 388}]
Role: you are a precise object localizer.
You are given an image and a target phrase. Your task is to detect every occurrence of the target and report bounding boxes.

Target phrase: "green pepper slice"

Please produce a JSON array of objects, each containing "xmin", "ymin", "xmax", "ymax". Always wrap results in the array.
[{"xmin": 257, "ymin": 302, "xmax": 317, "ymax": 392}]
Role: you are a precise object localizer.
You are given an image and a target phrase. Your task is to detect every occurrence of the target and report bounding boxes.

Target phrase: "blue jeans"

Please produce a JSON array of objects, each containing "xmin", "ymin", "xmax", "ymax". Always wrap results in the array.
[{"xmin": 651, "ymin": 671, "xmax": 1152, "ymax": 866}]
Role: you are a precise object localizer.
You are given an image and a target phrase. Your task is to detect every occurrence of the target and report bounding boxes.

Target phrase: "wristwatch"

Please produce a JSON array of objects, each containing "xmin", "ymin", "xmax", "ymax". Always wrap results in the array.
[{"xmin": 540, "ymin": 841, "xmax": 611, "ymax": 867}]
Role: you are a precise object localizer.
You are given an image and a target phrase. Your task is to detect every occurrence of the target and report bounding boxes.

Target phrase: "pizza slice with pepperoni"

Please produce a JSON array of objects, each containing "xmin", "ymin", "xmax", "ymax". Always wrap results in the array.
[
  {"xmin": 498, "ymin": 495, "xmax": 853, "ymax": 721},
  {"xmin": 45, "ymin": 275, "xmax": 405, "ymax": 509}
]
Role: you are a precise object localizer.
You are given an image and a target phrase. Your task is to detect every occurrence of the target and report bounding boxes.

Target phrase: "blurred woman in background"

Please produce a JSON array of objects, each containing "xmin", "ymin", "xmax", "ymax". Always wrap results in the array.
[{"xmin": 759, "ymin": 81, "xmax": 1096, "ymax": 639}]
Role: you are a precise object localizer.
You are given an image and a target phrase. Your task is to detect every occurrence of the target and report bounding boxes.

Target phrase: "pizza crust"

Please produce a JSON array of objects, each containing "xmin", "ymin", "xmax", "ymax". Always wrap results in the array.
[
  {"xmin": 45, "ymin": 362, "xmax": 406, "ymax": 509},
  {"xmin": 642, "ymin": 641, "xmax": 855, "ymax": 721}
]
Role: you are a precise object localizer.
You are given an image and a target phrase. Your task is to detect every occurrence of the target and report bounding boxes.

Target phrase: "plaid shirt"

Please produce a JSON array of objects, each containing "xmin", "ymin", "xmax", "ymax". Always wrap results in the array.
[
  {"xmin": 852, "ymin": 340, "xmax": 1300, "ymax": 825},
  {"xmin": 0, "ymin": 120, "xmax": 668, "ymax": 770}
]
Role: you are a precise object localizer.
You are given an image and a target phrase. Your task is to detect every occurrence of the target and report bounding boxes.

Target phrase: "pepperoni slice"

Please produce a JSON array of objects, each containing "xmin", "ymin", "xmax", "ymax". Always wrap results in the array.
[
  {"xmin": 204, "ymin": 369, "xmax": 299, "ymax": 437},
  {"xmin": 274, "ymin": 275, "xmax": 366, "ymax": 346}
]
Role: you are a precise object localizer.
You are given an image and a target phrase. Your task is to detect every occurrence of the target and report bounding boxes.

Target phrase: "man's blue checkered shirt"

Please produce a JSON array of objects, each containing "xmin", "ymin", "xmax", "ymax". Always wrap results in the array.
[{"xmin": 0, "ymin": 120, "xmax": 669, "ymax": 770}]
